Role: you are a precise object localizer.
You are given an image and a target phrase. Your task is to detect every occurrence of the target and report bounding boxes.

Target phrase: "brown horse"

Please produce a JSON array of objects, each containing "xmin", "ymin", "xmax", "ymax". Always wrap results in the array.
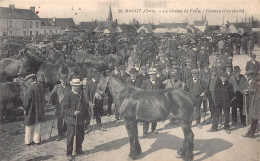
[
  {"xmin": 96, "ymin": 75, "xmax": 195, "ymax": 161},
  {"xmin": 0, "ymin": 57, "xmax": 30, "ymax": 81}
]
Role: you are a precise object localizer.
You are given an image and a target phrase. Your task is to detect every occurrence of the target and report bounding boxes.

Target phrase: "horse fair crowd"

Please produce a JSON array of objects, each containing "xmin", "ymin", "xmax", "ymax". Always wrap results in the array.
[{"xmin": 1, "ymin": 32, "xmax": 260, "ymax": 161}]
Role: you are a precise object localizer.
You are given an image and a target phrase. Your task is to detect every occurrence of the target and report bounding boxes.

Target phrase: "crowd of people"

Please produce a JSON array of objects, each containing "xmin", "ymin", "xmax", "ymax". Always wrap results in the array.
[{"xmin": 6, "ymin": 31, "xmax": 259, "ymax": 160}]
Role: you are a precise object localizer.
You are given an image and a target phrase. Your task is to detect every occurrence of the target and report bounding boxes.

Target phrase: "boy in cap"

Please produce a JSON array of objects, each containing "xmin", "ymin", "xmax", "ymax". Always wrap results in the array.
[
  {"xmin": 23, "ymin": 74, "xmax": 45, "ymax": 146},
  {"xmin": 61, "ymin": 76, "xmax": 88, "ymax": 159},
  {"xmin": 85, "ymin": 73, "xmax": 106, "ymax": 131},
  {"xmin": 208, "ymin": 72, "xmax": 234, "ymax": 134},
  {"xmin": 141, "ymin": 68, "xmax": 164, "ymax": 138},
  {"xmin": 186, "ymin": 69, "xmax": 206, "ymax": 129},
  {"xmin": 119, "ymin": 65, "xmax": 129, "ymax": 82},
  {"xmin": 138, "ymin": 65, "xmax": 149, "ymax": 84},
  {"xmin": 49, "ymin": 73, "xmax": 71, "ymax": 141}
]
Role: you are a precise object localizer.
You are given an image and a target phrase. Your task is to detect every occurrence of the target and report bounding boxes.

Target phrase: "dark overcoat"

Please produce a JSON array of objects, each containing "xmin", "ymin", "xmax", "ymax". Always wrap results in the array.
[
  {"xmin": 61, "ymin": 90, "xmax": 88, "ymax": 125},
  {"xmin": 49, "ymin": 84, "xmax": 71, "ymax": 118},
  {"xmin": 141, "ymin": 79, "xmax": 164, "ymax": 90},
  {"xmin": 23, "ymin": 82, "xmax": 45, "ymax": 126},
  {"xmin": 214, "ymin": 80, "xmax": 234, "ymax": 108}
]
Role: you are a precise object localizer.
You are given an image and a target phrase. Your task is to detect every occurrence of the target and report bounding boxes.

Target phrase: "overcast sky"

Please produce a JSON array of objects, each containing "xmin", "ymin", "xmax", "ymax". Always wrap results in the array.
[{"xmin": 1, "ymin": 0, "xmax": 260, "ymax": 25}]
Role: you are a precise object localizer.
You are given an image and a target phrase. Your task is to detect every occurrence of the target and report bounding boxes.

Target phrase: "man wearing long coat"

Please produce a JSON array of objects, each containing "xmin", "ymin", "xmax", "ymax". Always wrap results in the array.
[
  {"xmin": 49, "ymin": 74, "xmax": 71, "ymax": 140},
  {"xmin": 23, "ymin": 74, "xmax": 45, "ymax": 145},
  {"xmin": 243, "ymin": 75, "xmax": 260, "ymax": 138},
  {"xmin": 209, "ymin": 72, "xmax": 234, "ymax": 134}
]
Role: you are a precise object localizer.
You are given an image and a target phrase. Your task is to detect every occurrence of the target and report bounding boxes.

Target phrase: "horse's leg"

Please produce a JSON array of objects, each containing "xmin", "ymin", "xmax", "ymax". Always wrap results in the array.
[
  {"xmin": 125, "ymin": 119, "xmax": 140, "ymax": 160},
  {"xmin": 180, "ymin": 121, "xmax": 194, "ymax": 161},
  {"xmin": 134, "ymin": 121, "xmax": 141, "ymax": 155}
]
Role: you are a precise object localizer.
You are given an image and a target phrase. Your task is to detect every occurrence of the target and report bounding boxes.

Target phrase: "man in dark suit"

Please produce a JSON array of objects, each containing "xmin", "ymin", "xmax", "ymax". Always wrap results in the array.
[
  {"xmin": 61, "ymin": 76, "xmax": 88, "ymax": 159},
  {"xmin": 138, "ymin": 65, "xmax": 149, "ymax": 84},
  {"xmin": 199, "ymin": 62, "xmax": 211, "ymax": 113},
  {"xmin": 245, "ymin": 54, "xmax": 260, "ymax": 78},
  {"xmin": 229, "ymin": 66, "xmax": 247, "ymax": 126},
  {"xmin": 126, "ymin": 68, "xmax": 142, "ymax": 88},
  {"xmin": 186, "ymin": 69, "xmax": 206, "ymax": 129},
  {"xmin": 119, "ymin": 65, "xmax": 129, "ymax": 83},
  {"xmin": 141, "ymin": 68, "xmax": 164, "ymax": 138},
  {"xmin": 208, "ymin": 72, "xmax": 234, "ymax": 134},
  {"xmin": 156, "ymin": 65, "xmax": 167, "ymax": 87}
]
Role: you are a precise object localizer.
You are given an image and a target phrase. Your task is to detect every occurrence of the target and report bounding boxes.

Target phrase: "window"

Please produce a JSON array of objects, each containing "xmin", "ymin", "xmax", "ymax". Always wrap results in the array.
[
  {"xmin": 36, "ymin": 31, "xmax": 38, "ymax": 36},
  {"xmin": 30, "ymin": 31, "xmax": 32, "ymax": 36},
  {"xmin": 30, "ymin": 22, "xmax": 33, "ymax": 28},
  {"xmin": 3, "ymin": 32, "xmax": 7, "ymax": 36},
  {"xmin": 36, "ymin": 22, "xmax": 38, "ymax": 28},
  {"xmin": 8, "ymin": 21, "xmax": 12, "ymax": 28},
  {"xmin": 23, "ymin": 31, "xmax": 26, "ymax": 36},
  {"xmin": 23, "ymin": 21, "xmax": 26, "ymax": 28},
  {"xmin": 44, "ymin": 30, "xmax": 46, "ymax": 35},
  {"xmin": 49, "ymin": 30, "xmax": 52, "ymax": 34},
  {"xmin": 9, "ymin": 31, "xmax": 12, "ymax": 36}
]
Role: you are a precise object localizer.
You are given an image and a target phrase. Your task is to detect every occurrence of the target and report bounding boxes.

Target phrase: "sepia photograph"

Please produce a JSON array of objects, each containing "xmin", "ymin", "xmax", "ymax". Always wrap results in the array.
[{"xmin": 0, "ymin": 0, "xmax": 259, "ymax": 160}]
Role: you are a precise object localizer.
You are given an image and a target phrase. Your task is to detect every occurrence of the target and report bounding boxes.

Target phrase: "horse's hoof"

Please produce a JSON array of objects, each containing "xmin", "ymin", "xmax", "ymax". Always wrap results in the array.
[{"xmin": 128, "ymin": 153, "xmax": 137, "ymax": 160}]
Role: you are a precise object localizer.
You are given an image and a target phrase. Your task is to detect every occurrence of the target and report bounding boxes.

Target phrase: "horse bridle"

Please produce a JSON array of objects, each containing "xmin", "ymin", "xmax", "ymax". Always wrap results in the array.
[{"xmin": 95, "ymin": 75, "xmax": 110, "ymax": 97}]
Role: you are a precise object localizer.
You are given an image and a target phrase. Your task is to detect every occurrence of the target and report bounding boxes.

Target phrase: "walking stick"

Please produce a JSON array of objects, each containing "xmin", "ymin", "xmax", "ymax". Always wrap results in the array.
[
  {"xmin": 72, "ymin": 116, "xmax": 77, "ymax": 161},
  {"xmin": 244, "ymin": 94, "xmax": 248, "ymax": 126}
]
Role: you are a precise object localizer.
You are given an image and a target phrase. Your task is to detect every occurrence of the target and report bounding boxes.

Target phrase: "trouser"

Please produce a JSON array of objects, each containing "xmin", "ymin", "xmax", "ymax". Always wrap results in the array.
[
  {"xmin": 247, "ymin": 119, "xmax": 259, "ymax": 135},
  {"xmin": 231, "ymin": 106, "xmax": 246, "ymax": 124},
  {"xmin": 107, "ymin": 92, "xmax": 113, "ymax": 115},
  {"xmin": 57, "ymin": 118, "xmax": 67, "ymax": 136},
  {"xmin": 212, "ymin": 104, "xmax": 230, "ymax": 130},
  {"xmin": 95, "ymin": 112, "xmax": 102, "ymax": 126},
  {"xmin": 143, "ymin": 122, "xmax": 157, "ymax": 135},
  {"xmin": 66, "ymin": 124, "xmax": 84, "ymax": 156},
  {"xmin": 195, "ymin": 96, "xmax": 202, "ymax": 124},
  {"xmin": 200, "ymin": 96, "xmax": 208, "ymax": 112},
  {"xmin": 208, "ymin": 92, "xmax": 215, "ymax": 118},
  {"xmin": 25, "ymin": 123, "xmax": 41, "ymax": 144}
]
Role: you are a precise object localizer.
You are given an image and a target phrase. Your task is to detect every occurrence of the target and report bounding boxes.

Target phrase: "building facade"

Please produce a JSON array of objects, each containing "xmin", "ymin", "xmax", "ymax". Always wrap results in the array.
[{"xmin": 0, "ymin": 5, "xmax": 41, "ymax": 37}]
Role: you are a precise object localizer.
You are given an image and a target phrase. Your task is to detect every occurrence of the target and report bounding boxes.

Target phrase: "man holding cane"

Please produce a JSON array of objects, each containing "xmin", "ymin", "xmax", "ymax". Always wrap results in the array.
[{"xmin": 61, "ymin": 76, "xmax": 88, "ymax": 160}]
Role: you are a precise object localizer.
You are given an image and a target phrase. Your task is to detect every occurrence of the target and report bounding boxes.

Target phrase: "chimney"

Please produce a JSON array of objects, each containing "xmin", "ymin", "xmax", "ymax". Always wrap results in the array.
[
  {"xmin": 9, "ymin": 4, "xmax": 15, "ymax": 10},
  {"xmin": 53, "ymin": 17, "xmax": 56, "ymax": 23},
  {"xmin": 30, "ymin": 6, "xmax": 35, "ymax": 13}
]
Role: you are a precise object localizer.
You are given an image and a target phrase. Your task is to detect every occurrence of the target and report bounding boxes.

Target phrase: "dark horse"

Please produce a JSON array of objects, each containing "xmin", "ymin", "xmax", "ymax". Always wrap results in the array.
[{"xmin": 96, "ymin": 75, "xmax": 195, "ymax": 161}]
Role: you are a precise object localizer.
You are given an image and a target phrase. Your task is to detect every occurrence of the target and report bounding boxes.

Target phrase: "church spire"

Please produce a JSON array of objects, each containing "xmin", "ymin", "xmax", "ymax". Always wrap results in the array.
[{"xmin": 107, "ymin": 5, "xmax": 113, "ymax": 21}]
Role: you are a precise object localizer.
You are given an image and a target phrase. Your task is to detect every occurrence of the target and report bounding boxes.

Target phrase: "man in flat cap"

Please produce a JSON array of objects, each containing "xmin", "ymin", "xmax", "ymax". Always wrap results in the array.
[
  {"xmin": 23, "ymin": 74, "xmax": 45, "ymax": 146},
  {"xmin": 182, "ymin": 58, "xmax": 193, "ymax": 84},
  {"xmin": 138, "ymin": 65, "xmax": 149, "ymax": 85},
  {"xmin": 245, "ymin": 54, "xmax": 260, "ymax": 78},
  {"xmin": 197, "ymin": 46, "xmax": 209, "ymax": 70},
  {"xmin": 186, "ymin": 69, "xmax": 206, "ymax": 129},
  {"xmin": 119, "ymin": 65, "xmax": 129, "ymax": 83},
  {"xmin": 49, "ymin": 73, "xmax": 71, "ymax": 141},
  {"xmin": 208, "ymin": 72, "xmax": 234, "ymax": 134},
  {"xmin": 229, "ymin": 66, "xmax": 247, "ymax": 126},
  {"xmin": 141, "ymin": 68, "xmax": 164, "ymax": 138},
  {"xmin": 156, "ymin": 65, "xmax": 167, "ymax": 86}
]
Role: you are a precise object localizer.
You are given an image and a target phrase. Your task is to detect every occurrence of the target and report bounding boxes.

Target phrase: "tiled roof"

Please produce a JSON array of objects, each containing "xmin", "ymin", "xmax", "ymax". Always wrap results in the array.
[
  {"xmin": 117, "ymin": 25, "xmax": 137, "ymax": 33},
  {"xmin": 0, "ymin": 7, "xmax": 40, "ymax": 20},
  {"xmin": 78, "ymin": 22, "xmax": 97, "ymax": 30},
  {"xmin": 55, "ymin": 18, "xmax": 76, "ymax": 29},
  {"xmin": 193, "ymin": 21, "xmax": 207, "ymax": 26},
  {"xmin": 159, "ymin": 23, "xmax": 188, "ymax": 28}
]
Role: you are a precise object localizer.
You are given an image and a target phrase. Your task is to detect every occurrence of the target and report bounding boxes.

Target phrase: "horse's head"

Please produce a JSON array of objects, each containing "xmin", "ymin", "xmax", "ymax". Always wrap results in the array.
[{"xmin": 95, "ymin": 74, "xmax": 110, "ymax": 100}]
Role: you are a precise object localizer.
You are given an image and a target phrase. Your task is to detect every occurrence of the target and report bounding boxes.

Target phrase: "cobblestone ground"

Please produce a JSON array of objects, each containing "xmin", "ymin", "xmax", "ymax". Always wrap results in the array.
[{"xmin": 0, "ymin": 48, "xmax": 259, "ymax": 161}]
